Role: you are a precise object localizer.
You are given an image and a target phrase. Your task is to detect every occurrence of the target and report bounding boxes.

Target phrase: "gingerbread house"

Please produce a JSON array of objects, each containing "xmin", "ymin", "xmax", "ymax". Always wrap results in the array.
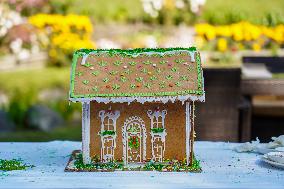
[{"xmin": 69, "ymin": 48, "xmax": 205, "ymax": 170}]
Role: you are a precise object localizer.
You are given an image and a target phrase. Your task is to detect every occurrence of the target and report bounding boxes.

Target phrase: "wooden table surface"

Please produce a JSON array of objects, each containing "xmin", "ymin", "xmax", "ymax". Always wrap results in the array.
[{"xmin": 0, "ymin": 141, "xmax": 283, "ymax": 189}]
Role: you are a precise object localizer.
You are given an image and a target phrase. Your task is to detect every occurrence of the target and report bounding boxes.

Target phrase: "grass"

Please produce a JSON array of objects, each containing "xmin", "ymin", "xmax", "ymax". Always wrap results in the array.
[
  {"xmin": 201, "ymin": 0, "xmax": 284, "ymax": 25},
  {"xmin": 0, "ymin": 125, "xmax": 81, "ymax": 142},
  {"xmin": 0, "ymin": 67, "xmax": 70, "ymax": 95},
  {"xmin": 0, "ymin": 67, "xmax": 80, "ymax": 128},
  {"xmin": 0, "ymin": 159, "xmax": 34, "ymax": 171}
]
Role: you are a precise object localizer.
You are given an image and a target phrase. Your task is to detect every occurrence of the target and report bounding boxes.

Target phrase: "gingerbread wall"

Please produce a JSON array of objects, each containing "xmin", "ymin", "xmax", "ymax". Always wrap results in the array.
[{"xmin": 89, "ymin": 101, "xmax": 187, "ymax": 161}]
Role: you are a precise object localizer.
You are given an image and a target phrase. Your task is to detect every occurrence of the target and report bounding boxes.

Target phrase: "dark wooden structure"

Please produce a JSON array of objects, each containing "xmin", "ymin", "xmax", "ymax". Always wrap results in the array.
[
  {"xmin": 196, "ymin": 68, "xmax": 241, "ymax": 142},
  {"xmin": 241, "ymin": 78, "xmax": 284, "ymax": 142},
  {"xmin": 241, "ymin": 55, "xmax": 284, "ymax": 142}
]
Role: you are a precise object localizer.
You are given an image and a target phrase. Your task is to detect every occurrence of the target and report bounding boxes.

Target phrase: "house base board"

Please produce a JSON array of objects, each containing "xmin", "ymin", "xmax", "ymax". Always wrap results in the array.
[{"xmin": 65, "ymin": 150, "xmax": 202, "ymax": 173}]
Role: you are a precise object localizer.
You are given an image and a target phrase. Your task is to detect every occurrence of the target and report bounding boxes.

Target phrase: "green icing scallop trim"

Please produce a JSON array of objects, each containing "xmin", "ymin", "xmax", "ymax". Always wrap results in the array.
[{"xmin": 69, "ymin": 48, "xmax": 204, "ymax": 99}]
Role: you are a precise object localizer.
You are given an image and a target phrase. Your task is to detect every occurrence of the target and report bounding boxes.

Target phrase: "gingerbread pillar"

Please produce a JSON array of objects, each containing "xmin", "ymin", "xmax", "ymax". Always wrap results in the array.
[
  {"xmin": 185, "ymin": 101, "xmax": 192, "ymax": 165},
  {"xmin": 82, "ymin": 101, "xmax": 91, "ymax": 164},
  {"xmin": 189, "ymin": 101, "xmax": 195, "ymax": 165}
]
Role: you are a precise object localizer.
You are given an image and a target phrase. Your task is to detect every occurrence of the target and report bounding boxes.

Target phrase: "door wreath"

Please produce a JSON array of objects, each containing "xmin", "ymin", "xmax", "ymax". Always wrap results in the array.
[{"xmin": 128, "ymin": 136, "xmax": 140, "ymax": 149}]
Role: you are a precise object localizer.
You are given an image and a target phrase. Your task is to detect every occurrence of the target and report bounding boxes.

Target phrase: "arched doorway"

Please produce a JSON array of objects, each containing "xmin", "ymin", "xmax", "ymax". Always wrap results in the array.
[{"xmin": 122, "ymin": 116, "xmax": 147, "ymax": 164}]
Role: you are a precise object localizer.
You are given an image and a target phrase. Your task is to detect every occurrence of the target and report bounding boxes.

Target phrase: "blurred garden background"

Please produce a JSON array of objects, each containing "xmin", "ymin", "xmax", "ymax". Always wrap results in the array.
[{"xmin": 0, "ymin": 0, "xmax": 284, "ymax": 142}]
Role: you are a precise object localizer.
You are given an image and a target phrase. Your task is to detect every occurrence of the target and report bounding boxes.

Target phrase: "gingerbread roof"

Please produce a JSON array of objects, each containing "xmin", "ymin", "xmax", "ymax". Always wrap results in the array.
[{"xmin": 69, "ymin": 48, "xmax": 205, "ymax": 103}]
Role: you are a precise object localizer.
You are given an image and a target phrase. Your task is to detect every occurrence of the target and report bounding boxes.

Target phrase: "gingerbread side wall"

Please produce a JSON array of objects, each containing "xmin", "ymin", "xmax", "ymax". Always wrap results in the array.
[{"xmin": 89, "ymin": 101, "xmax": 187, "ymax": 161}]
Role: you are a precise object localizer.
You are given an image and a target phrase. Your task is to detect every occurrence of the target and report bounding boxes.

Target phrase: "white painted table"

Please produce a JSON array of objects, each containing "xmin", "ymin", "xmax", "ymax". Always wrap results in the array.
[{"xmin": 0, "ymin": 141, "xmax": 283, "ymax": 189}]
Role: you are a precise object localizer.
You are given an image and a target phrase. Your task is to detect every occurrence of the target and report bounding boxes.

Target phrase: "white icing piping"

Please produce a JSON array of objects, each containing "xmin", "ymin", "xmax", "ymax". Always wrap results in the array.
[
  {"xmin": 76, "ymin": 49, "xmax": 205, "ymax": 104},
  {"xmin": 122, "ymin": 116, "xmax": 147, "ymax": 165},
  {"xmin": 98, "ymin": 109, "xmax": 120, "ymax": 162},
  {"xmin": 185, "ymin": 102, "xmax": 191, "ymax": 165},
  {"xmin": 82, "ymin": 101, "xmax": 91, "ymax": 164},
  {"xmin": 80, "ymin": 50, "xmax": 196, "ymax": 66},
  {"xmin": 147, "ymin": 109, "xmax": 167, "ymax": 162},
  {"xmin": 70, "ymin": 94, "xmax": 205, "ymax": 104}
]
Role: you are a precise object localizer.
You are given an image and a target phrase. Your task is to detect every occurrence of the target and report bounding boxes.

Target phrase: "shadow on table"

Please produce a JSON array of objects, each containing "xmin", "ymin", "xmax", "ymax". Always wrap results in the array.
[{"xmin": 255, "ymin": 159, "xmax": 283, "ymax": 171}]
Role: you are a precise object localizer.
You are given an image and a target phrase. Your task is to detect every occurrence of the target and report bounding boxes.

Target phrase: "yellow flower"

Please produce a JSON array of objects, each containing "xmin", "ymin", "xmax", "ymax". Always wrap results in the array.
[
  {"xmin": 217, "ymin": 38, "xmax": 227, "ymax": 52},
  {"xmin": 29, "ymin": 13, "xmax": 95, "ymax": 52},
  {"xmin": 252, "ymin": 43, "xmax": 261, "ymax": 51}
]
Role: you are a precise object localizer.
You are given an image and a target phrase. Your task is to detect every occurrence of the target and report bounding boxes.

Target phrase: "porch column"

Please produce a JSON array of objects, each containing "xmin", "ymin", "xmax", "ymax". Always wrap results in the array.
[
  {"xmin": 189, "ymin": 101, "xmax": 195, "ymax": 165},
  {"xmin": 82, "ymin": 101, "xmax": 91, "ymax": 164},
  {"xmin": 185, "ymin": 101, "xmax": 191, "ymax": 165}
]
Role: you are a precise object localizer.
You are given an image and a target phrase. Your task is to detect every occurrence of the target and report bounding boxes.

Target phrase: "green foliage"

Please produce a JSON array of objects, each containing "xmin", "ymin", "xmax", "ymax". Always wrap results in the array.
[
  {"xmin": 130, "ymin": 84, "xmax": 136, "ymax": 89},
  {"xmin": 143, "ymin": 157, "xmax": 201, "ymax": 172},
  {"xmin": 76, "ymin": 48, "xmax": 196, "ymax": 57},
  {"xmin": 128, "ymin": 136, "xmax": 139, "ymax": 149},
  {"xmin": 6, "ymin": 89, "xmax": 36, "ymax": 128},
  {"xmin": 74, "ymin": 153, "xmax": 123, "ymax": 170},
  {"xmin": 0, "ymin": 159, "xmax": 34, "ymax": 171},
  {"xmin": 128, "ymin": 61, "xmax": 137, "ymax": 66},
  {"xmin": 98, "ymin": 60, "xmax": 107, "ymax": 67},
  {"xmin": 159, "ymin": 60, "xmax": 168, "ymax": 65},
  {"xmin": 171, "ymin": 67, "xmax": 178, "ymax": 72},
  {"xmin": 48, "ymin": 99, "xmax": 80, "ymax": 120},
  {"xmin": 0, "ymin": 68, "xmax": 80, "ymax": 127},
  {"xmin": 120, "ymin": 76, "xmax": 127, "ymax": 82},
  {"xmin": 135, "ymin": 77, "xmax": 143, "ymax": 82},
  {"xmin": 151, "ymin": 128, "xmax": 165, "ymax": 133},
  {"xmin": 143, "ymin": 161, "xmax": 164, "ymax": 171},
  {"xmin": 76, "ymin": 72, "xmax": 83, "ymax": 76},
  {"xmin": 166, "ymin": 75, "xmax": 173, "ymax": 80},
  {"xmin": 103, "ymin": 78, "xmax": 109, "ymax": 83},
  {"xmin": 0, "ymin": 126, "xmax": 82, "ymax": 142},
  {"xmin": 82, "ymin": 80, "xmax": 89, "ymax": 85},
  {"xmin": 112, "ymin": 84, "xmax": 120, "ymax": 90},
  {"xmin": 83, "ymin": 62, "xmax": 93, "ymax": 68},
  {"xmin": 159, "ymin": 81, "xmax": 166, "ymax": 88},
  {"xmin": 180, "ymin": 75, "xmax": 188, "ymax": 81},
  {"xmin": 150, "ymin": 75, "xmax": 157, "ymax": 81},
  {"xmin": 92, "ymin": 71, "xmax": 100, "ymax": 76},
  {"xmin": 49, "ymin": 0, "xmax": 76, "ymax": 15},
  {"xmin": 113, "ymin": 60, "xmax": 122, "ymax": 66},
  {"xmin": 92, "ymin": 86, "xmax": 99, "ymax": 92},
  {"xmin": 143, "ymin": 60, "xmax": 152, "ymax": 65},
  {"xmin": 0, "ymin": 68, "xmax": 69, "ymax": 94},
  {"xmin": 72, "ymin": 153, "xmax": 201, "ymax": 172},
  {"xmin": 144, "ymin": 83, "xmax": 151, "ymax": 89},
  {"xmin": 175, "ymin": 59, "xmax": 185, "ymax": 64},
  {"xmin": 99, "ymin": 130, "xmax": 116, "ymax": 136},
  {"xmin": 68, "ymin": 0, "xmax": 144, "ymax": 24},
  {"xmin": 175, "ymin": 82, "xmax": 182, "ymax": 87},
  {"xmin": 109, "ymin": 70, "xmax": 118, "ymax": 75}
]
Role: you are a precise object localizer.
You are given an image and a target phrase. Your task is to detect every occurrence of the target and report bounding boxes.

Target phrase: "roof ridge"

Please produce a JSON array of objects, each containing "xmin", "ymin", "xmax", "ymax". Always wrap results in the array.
[{"xmin": 74, "ymin": 47, "xmax": 197, "ymax": 57}]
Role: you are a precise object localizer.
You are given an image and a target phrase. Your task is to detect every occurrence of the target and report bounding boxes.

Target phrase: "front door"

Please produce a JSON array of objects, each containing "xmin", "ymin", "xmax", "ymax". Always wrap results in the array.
[
  {"xmin": 127, "ymin": 125, "xmax": 141, "ymax": 163},
  {"xmin": 122, "ymin": 116, "xmax": 147, "ymax": 164}
]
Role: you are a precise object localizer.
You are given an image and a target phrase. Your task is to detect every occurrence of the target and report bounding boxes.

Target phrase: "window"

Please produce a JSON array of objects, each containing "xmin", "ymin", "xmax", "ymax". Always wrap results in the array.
[
  {"xmin": 104, "ymin": 118, "xmax": 114, "ymax": 131},
  {"xmin": 147, "ymin": 109, "xmax": 167, "ymax": 162},
  {"xmin": 153, "ymin": 116, "xmax": 163, "ymax": 128},
  {"xmin": 98, "ymin": 109, "xmax": 120, "ymax": 162}
]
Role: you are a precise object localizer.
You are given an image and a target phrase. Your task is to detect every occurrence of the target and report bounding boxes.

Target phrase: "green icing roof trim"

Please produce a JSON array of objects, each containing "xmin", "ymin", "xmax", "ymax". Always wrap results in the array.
[
  {"xmin": 74, "ymin": 47, "xmax": 197, "ymax": 57},
  {"xmin": 69, "ymin": 48, "xmax": 204, "ymax": 99}
]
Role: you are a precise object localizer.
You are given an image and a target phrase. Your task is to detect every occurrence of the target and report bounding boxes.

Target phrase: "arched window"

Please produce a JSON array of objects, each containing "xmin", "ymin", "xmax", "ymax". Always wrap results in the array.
[
  {"xmin": 98, "ymin": 109, "xmax": 120, "ymax": 162},
  {"xmin": 147, "ymin": 108, "xmax": 167, "ymax": 162}
]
